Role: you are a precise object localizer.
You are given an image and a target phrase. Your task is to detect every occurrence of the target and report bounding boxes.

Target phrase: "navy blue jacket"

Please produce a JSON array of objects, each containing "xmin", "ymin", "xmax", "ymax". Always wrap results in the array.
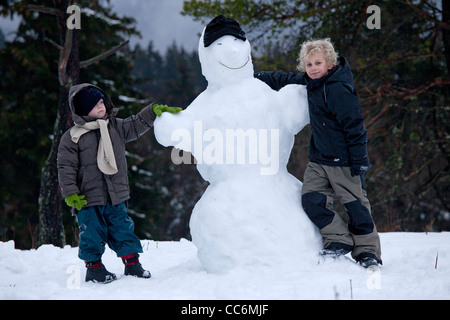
[{"xmin": 256, "ymin": 57, "xmax": 370, "ymax": 168}]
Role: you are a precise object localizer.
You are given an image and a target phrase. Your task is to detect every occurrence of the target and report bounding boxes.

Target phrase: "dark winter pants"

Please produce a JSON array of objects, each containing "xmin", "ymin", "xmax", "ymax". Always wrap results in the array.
[
  {"xmin": 76, "ymin": 202, "xmax": 143, "ymax": 262},
  {"xmin": 301, "ymin": 162, "xmax": 382, "ymax": 262}
]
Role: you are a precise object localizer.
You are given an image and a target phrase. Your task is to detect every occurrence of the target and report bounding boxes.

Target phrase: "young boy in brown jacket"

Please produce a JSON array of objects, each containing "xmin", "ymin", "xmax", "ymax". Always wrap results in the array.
[{"xmin": 57, "ymin": 83, "xmax": 181, "ymax": 283}]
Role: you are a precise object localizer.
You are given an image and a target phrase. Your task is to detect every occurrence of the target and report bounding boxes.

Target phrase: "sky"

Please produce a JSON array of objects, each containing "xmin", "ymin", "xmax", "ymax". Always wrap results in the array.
[
  {"xmin": 108, "ymin": 0, "xmax": 204, "ymax": 52},
  {"xmin": 0, "ymin": 0, "xmax": 205, "ymax": 53}
]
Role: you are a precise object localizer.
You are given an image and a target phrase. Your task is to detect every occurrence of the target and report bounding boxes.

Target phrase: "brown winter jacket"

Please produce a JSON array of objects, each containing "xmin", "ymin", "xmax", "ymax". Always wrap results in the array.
[{"xmin": 57, "ymin": 83, "xmax": 156, "ymax": 207}]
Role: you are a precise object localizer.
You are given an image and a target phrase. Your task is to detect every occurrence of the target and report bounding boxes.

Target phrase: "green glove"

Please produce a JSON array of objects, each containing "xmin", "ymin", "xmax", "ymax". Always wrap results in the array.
[
  {"xmin": 152, "ymin": 104, "xmax": 183, "ymax": 117},
  {"xmin": 64, "ymin": 193, "xmax": 87, "ymax": 211}
]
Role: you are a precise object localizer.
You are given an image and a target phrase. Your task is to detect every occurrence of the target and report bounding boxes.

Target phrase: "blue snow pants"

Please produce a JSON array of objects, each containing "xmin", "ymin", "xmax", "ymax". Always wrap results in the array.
[{"xmin": 76, "ymin": 202, "xmax": 143, "ymax": 262}]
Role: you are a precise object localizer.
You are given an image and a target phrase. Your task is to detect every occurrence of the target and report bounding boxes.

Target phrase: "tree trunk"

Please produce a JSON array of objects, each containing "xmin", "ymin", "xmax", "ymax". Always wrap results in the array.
[
  {"xmin": 38, "ymin": 1, "xmax": 79, "ymax": 246},
  {"xmin": 38, "ymin": 88, "xmax": 68, "ymax": 247},
  {"xmin": 38, "ymin": 85, "xmax": 76, "ymax": 246}
]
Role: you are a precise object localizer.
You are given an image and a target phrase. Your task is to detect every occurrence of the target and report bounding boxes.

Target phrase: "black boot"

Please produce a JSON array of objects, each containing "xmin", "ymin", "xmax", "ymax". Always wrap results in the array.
[
  {"xmin": 125, "ymin": 262, "xmax": 151, "ymax": 278},
  {"xmin": 356, "ymin": 253, "xmax": 382, "ymax": 270},
  {"xmin": 122, "ymin": 254, "xmax": 151, "ymax": 278},
  {"xmin": 85, "ymin": 260, "xmax": 117, "ymax": 284},
  {"xmin": 320, "ymin": 242, "xmax": 353, "ymax": 258}
]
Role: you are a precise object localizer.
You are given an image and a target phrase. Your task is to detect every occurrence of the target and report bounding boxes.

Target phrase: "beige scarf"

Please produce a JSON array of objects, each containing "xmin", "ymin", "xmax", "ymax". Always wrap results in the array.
[{"xmin": 70, "ymin": 119, "xmax": 118, "ymax": 175}]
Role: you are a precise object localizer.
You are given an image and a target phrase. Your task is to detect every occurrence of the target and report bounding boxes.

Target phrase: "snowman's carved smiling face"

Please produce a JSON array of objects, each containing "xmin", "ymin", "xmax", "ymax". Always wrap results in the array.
[
  {"xmin": 199, "ymin": 30, "xmax": 254, "ymax": 86},
  {"xmin": 210, "ymin": 35, "xmax": 251, "ymax": 70}
]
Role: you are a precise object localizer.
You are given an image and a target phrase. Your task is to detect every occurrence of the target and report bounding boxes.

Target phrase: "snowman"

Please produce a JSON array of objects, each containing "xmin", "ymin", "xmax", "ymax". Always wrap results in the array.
[{"xmin": 154, "ymin": 15, "xmax": 321, "ymax": 273}]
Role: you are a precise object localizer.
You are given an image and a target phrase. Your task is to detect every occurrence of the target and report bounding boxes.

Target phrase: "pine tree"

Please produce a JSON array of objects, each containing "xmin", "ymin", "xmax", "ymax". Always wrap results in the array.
[{"xmin": 0, "ymin": 0, "xmax": 140, "ymax": 247}]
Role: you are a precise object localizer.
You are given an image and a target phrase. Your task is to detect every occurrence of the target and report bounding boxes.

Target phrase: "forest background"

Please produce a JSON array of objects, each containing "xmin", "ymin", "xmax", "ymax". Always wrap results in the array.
[{"xmin": 0, "ymin": 0, "xmax": 448, "ymax": 249}]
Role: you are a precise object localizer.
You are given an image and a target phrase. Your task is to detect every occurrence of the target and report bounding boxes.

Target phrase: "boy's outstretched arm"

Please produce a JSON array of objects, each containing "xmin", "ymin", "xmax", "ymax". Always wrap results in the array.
[
  {"xmin": 255, "ymin": 71, "xmax": 307, "ymax": 91},
  {"xmin": 116, "ymin": 103, "xmax": 182, "ymax": 143}
]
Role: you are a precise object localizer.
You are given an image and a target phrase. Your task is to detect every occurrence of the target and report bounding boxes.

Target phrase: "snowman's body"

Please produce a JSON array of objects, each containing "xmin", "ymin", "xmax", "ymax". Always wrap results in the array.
[{"xmin": 155, "ymin": 31, "xmax": 320, "ymax": 273}]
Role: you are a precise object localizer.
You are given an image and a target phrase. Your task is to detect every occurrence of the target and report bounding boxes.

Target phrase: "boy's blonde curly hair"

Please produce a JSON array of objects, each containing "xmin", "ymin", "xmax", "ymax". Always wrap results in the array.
[{"xmin": 297, "ymin": 38, "xmax": 338, "ymax": 72}]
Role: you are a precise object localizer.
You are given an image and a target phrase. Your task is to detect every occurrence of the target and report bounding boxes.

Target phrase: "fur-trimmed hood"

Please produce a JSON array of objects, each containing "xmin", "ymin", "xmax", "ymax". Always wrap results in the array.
[{"xmin": 68, "ymin": 83, "xmax": 118, "ymax": 126}]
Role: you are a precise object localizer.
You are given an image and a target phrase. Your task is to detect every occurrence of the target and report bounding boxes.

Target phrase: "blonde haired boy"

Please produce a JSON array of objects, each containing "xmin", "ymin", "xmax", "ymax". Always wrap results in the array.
[{"xmin": 256, "ymin": 39, "xmax": 382, "ymax": 268}]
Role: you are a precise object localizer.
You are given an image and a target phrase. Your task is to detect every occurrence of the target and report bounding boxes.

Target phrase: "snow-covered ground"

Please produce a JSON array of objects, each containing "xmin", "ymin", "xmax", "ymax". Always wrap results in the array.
[{"xmin": 0, "ymin": 232, "xmax": 449, "ymax": 300}]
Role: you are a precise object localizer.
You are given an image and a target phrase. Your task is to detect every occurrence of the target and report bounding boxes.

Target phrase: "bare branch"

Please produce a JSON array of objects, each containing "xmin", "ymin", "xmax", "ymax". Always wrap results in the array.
[
  {"xmin": 79, "ymin": 40, "xmax": 129, "ymax": 69},
  {"xmin": 401, "ymin": 78, "xmax": 450, "ymax": 100},
  {"xmin": 365, "ymin": 77, "xmax": 450, "ymax": 129},
  {"xmin": 405, "ymin": 0, "xmax": 450, "ymax": 31},
  {"xmin": 26, "ymin": 5, "xmax": 60, "ymax": 16},
  {"xmin": 44, "ymin": 37, "xmax": 63, "ymax": 51}
]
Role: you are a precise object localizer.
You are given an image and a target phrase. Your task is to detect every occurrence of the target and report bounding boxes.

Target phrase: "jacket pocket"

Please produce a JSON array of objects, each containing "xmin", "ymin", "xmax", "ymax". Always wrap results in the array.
[{"xmin": 80, "ymin": 164, "xmax": 100, "ymax": 194}]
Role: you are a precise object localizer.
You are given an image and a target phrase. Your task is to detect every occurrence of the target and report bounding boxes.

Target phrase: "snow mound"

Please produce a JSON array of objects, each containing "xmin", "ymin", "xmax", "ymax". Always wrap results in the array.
[{"xmin": 1, "ymin": 232, "xmax": 449, "ymax": 300}]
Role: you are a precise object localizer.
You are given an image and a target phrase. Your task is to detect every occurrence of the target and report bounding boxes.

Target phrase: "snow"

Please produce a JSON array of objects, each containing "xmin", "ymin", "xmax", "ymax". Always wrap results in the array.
[
  {"xmin": 0, "ymin": 232, "xmax": 449, "ymax": 300},
  {"xmin": 82, "ymin": 8, "xmax": 122, "ymax": 26}
]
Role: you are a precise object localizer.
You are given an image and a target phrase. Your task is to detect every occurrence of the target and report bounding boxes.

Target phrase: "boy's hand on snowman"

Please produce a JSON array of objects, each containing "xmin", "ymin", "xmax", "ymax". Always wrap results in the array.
[
  {"xmin": 64, "ymin": 193, "xmax": 87, "ymax": 211},
  {"xmin": 152, "ymin": 104, "xmax": 183, "ymax": 117}
]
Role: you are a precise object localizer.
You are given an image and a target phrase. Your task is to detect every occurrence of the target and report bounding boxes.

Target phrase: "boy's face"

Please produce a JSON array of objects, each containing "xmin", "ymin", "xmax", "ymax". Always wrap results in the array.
[
  {"xmin": 304, "ymin": 51, "xmax": 333, "ymax": 80},
  {"xmin": 88, "ymin": 99, "xmax": 106, "ymax": 118}
]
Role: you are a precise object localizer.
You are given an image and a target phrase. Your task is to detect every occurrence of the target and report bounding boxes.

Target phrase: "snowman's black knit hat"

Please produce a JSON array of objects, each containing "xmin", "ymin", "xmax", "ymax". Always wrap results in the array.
[{"xmin": 203, "ymin": 15, "xmax": 246, "ymax": 47}]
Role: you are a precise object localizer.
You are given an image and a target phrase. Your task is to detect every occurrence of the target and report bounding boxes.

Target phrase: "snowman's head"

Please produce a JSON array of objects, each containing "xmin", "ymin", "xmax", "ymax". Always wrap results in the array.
[{"xmin": 198, "ymin": 15, "xmax": 254, "ymax": 87}]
